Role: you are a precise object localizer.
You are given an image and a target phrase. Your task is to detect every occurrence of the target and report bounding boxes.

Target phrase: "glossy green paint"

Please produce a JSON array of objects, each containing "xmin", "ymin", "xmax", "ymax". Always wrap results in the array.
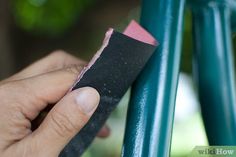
[
  {"xmin": 122, "ymin": 0, "xmax": 185, "ymax": 156},
  {"xmin": 232, "ymin": 10, "xmax": 236, "ymax": 33},
  {"xmin": 191, "ymin": 1, "xmax": 236, "ymax": 144}
]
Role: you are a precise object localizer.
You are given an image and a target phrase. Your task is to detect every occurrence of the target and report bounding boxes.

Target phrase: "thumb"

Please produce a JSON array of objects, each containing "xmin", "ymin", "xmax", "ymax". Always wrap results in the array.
[{"xmin": 30, "ymin": 87, "xmax": 100, "ymax": 156}]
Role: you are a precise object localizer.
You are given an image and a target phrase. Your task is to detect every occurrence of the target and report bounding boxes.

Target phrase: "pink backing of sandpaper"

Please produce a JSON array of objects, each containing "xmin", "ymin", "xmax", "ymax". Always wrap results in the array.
[{"xmin": 123, "ymin": 20, "xmax": 158, "ymax": 46}]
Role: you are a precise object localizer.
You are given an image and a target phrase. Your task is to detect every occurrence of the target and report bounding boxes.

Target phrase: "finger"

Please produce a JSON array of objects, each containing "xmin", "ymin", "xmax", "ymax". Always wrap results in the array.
[
  {"xmin": 5, "ymin": 50, "xmax": 86, "ymax": 82},
  {"xmin": 10, "ymin": 65, "xmax": 84, "ymax": 120},
  {"xmin": 29, "ymin": 87, "xmax": 100, "ymax": 156},
  {"xmin": 33, "ymin": 111, "xmax": 110, "ymax": 138},
  {"xmin": 97, "ymin": 125, "xmax": 110, "ymax": 138}
]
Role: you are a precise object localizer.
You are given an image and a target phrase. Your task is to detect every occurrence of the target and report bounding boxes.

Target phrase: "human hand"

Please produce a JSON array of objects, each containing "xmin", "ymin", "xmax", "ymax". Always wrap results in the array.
[{"xmin": 0, "ymin": 51, "xmax": 109, "ymax": 157}]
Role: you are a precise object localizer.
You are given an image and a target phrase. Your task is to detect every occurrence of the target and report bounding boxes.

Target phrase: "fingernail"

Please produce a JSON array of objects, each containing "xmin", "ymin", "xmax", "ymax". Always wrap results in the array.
[{"xmin": 75, "ymin": 87, "xmax": 100, "ymax": 114}]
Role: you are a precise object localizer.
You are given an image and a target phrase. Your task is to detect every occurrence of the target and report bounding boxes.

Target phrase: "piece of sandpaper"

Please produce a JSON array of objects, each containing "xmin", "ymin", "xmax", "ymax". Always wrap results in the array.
[{"xmin": 59, "ymin": 20, "xmax": 158, "ymax": 157}]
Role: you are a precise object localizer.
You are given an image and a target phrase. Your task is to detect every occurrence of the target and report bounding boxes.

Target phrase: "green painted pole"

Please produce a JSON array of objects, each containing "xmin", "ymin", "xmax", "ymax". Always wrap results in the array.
[
  {"xmin": 232, "ymin": 10, "xmax": 236, "ymax": 33},
  {"xmin": 122, "ymin": 0, "xmax": 185, "ymax": 156},
  {"xmin": 228, "ymin": 0, "xmax": 236, "ymax": 33},
  {"xmin": 191, "ymin": 0, "xmax": 236, "ymax": 145}
]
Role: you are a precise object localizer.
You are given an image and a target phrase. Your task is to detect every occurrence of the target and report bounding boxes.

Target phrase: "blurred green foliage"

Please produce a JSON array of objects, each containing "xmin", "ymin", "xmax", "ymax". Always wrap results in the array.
[
  {"xmin": 11, "ymin": 0, "xmax": 94, "ymax": 35},
  {"xmin": 181, "ymin": 10, "xmax": 193, "ymax": 74}
]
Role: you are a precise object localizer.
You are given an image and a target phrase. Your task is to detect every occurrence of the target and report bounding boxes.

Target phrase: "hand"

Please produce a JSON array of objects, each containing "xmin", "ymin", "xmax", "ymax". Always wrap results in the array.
[{"xmin": 0, "ymin": 51, "xmax": 109, "ymax": 157}]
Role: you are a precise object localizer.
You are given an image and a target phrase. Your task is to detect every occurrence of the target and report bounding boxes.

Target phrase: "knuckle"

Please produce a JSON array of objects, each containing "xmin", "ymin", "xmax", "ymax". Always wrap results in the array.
[
  {"xmin": 65, "ymin": 65, "xmax": 83, "ymax": 76},
  {"xmin": 0, "ymin": 84, "xmax": 9, "ymax": 96},
  {"xmin": 0, "ymin": 81, "xmax": 13, "ymax": 91},
  {"xmin": 10, "ymin": 80, "xmax": 32, "ymax": 97},
  {"xmin": 50, "ymin": 50, "xmax": 67, "ymax": 57},
  {"xmin": 50, "ymin": 110, "xmax": 78, "ymax": 137},
  {"xmin": 0, "ymin": 81, "xmax": 18, "ymax": 97}
]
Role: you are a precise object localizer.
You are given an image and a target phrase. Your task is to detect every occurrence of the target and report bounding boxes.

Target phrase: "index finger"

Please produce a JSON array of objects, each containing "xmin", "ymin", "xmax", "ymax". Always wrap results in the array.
[{"xmin": 4, "ymin": 50, "xmax": 86, "ymax": 82}]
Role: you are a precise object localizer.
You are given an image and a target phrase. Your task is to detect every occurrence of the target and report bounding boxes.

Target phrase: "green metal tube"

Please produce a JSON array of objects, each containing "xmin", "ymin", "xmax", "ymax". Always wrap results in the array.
[
  {"xmin": 232, "ymin": 10, "xmax": 236, "ymax": 33},
  {"xmin": 228, "ymin": 0, "xmax": 236, "ymax": 33},
  {"xmin": 122, "ymin": 0, "xmax": 185, "ymax": 156},
  {"xmin": 192, "ymin": 1, "xmax": 236, "ymax": 145}
]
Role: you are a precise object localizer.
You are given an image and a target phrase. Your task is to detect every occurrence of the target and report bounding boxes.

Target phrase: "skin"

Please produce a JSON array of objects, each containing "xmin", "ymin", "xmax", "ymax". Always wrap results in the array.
[{"xmin": 0, "ymin": 50, "xmax": 110, "ymax": 157}]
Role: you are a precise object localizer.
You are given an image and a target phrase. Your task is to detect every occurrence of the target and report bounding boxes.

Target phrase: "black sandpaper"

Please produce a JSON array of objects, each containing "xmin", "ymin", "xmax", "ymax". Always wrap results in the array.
[{"xmin": 59, "ymin": 31, "xmax": 157, "ymax": 157}]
